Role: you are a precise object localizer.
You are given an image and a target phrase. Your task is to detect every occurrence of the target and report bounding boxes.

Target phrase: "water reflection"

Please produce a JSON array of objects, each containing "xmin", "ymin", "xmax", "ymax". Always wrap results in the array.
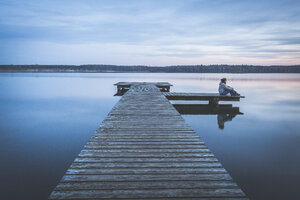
[
  {"xmin": 173, "ymin": 104, "xmax": 243, "ymax": 129},
  {"xmin": 0, "ymin": 73, "xmax": 299, "ymax": 200},
  {"xmin": 217, "ymin": 113, "xmax": 237, "ymax": 129}
]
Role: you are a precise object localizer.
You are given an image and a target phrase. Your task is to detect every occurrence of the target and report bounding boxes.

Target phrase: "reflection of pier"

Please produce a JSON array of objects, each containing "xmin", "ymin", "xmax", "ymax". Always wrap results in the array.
[
  {"xmin": 164, "ymin": 92, "xmax": 244, "ymax": 105},
  {"xmin": 173, "ymin": 104, "xmax": 243, "ymax": 115},
  {"xmin": 166, "ymin": 92, "xmax": 244, "ymax": 129},
  {"xmin": 49, "ymin": 82, "xmax": 247, "ymax": 199},
  {"xmin": 173, "ymin": 104, "xmax": 243, "ymax": 130}
]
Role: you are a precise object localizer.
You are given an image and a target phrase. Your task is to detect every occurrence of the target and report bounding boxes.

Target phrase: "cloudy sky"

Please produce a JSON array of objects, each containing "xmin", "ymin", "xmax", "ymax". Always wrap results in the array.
[{"xmin": 0, "ymin": 0, "xmax": 299, "ymax": 65}]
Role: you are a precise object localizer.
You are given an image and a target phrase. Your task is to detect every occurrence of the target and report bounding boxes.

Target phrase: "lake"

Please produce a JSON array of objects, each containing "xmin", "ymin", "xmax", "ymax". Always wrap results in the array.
[{"xmin": 0, "ymin": 73, "xmax": 299, "ymax": 200}]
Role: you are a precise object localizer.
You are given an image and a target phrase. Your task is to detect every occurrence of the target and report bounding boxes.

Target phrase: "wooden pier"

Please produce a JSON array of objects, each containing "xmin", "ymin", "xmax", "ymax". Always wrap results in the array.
[{"xmin": 49, "ymin": 82, "xmax": 247, "ymax": 199}]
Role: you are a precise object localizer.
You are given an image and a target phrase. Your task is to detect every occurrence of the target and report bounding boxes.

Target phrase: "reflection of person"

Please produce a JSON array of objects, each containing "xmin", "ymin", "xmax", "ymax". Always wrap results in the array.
[
  {"xmin": 217, "ymin": 114, "xmax": 236, "ymax": 129},
  {"xmin": 218, "ymin": 78, "xmax": 240, "ymax": 96}
]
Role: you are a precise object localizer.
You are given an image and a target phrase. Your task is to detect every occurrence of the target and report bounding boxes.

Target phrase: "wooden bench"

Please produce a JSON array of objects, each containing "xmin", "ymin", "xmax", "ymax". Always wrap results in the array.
[
  {"xmin": 114, "ymin": 82, "xmax": 173, "ymax": 96},
  {"xmin": 163, "ymin": 92, "xmax": 245, "ymax": 105}
]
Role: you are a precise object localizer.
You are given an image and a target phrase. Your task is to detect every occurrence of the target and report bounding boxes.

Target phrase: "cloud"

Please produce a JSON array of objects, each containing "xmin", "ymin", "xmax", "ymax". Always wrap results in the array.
[{"xmin": 0, "ymin": 0, "xmax": 299, "ymax": 65}]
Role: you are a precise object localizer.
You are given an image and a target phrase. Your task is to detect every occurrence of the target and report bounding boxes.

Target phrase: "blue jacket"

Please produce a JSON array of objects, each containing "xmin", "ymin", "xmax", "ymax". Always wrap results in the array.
[{"xmin": 218, "ymin": 82, "xmax": 233, "ymax": 94}]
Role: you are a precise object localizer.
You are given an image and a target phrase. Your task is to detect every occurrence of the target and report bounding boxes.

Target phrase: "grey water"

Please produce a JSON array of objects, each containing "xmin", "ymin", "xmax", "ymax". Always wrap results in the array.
[{"xmin": 0, "ymin": 73, "xmax": 299, "ymax": 200}]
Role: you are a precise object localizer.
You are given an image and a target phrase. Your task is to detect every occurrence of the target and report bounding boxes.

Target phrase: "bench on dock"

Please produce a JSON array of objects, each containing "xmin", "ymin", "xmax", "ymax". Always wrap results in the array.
[
  {"xmin": 115, "ymin": 82, "xmax": 173, "ymax": 95},
  {"xmin": 163, "ymin": 92, "xmax": 245, "ymax": 105}
]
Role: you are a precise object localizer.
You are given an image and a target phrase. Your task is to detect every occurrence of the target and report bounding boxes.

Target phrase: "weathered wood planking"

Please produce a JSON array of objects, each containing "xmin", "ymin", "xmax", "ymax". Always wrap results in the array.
[{"xmin": 49, "ymin": 82, "xmax": 247, "ymax": 200}]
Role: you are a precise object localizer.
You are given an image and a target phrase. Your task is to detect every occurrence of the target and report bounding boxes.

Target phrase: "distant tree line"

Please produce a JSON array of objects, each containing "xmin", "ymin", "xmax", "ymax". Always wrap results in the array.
[{"xmin": 0, "ymin": 64, "xmax": 300, "ymax": 73}]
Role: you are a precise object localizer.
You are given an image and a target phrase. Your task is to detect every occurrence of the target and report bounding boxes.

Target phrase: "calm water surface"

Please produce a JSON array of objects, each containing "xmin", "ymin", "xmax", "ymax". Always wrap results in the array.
[{"xmin": 0, "ymin": 73, "xmax": 299, "ymax": 200}]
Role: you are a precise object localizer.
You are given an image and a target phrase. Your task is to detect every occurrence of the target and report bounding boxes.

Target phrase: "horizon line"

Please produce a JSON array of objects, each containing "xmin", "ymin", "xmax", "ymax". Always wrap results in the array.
[{"xmin": 1, "ymin": 64, "xmax": 300, "ymax": 67}]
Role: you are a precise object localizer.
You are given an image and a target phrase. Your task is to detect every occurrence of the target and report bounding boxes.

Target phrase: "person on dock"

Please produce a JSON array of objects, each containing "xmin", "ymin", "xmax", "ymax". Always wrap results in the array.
[{"xmin": 218, "ymin": 78, "xmax": 240, "ymax": 96}]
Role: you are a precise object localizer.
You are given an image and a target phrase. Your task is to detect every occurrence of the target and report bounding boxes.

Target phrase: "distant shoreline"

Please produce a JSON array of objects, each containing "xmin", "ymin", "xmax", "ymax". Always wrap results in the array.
[
  {"xmin": 1, "ymin": 71, "xmax": 300, "ymax": 74},
  {"xmin": 1, "ymin": 64, "xmax": 300, "ymax": 73}
]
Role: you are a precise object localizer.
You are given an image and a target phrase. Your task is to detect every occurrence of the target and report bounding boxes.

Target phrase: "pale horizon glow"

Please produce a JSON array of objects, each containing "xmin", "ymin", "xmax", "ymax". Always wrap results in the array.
[{"xmin": 0, "ymin": 0, "xmax": 300, "ymax": 65}]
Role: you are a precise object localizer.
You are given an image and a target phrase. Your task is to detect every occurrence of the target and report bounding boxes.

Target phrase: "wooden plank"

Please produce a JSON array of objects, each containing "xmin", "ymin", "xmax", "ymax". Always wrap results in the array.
[
  {"xmin": 65, "ymin": 168, "xmax": 227, "ymax": 175},
  {"xmin": 78, "ymin": 151, "xmax": 214, "ymax": 157},
  {"xmin": 54, "ymin": 180, "xmax": 239, "ymax": 190},
  {"xmin": 92, "ymin": 136, "xmax": 199, "ymax": 139},
  {"xmin": 91, "ymin": 135, "xmax": 202, "ymax": 139},
  {"xmin": 60, "ymin": 173, "xmax": 233, "ymax": 182},
  {"xmin": 50, "ymin": 197, "xmax": 247, "ymax": 200},
  {"xmin": 96, "ymin": 130, "xmax": 195, "ymax": 133},
  {"xmin": 85, "ymin": 141, "xmax": 205, "ymax": 145},
  {"xmin": 83, "ymin": 145, "xmax": 209, "ymax": 149},
  {"xmin": 88, "ymin": 139, "xmax": 204, "ymax": 143},
  {"xmin": 50, "ymin": 188, "xmax": 245, "ymax": 199},
  {"xmin": 73, "ymin": 157, "xmax": 219, "ymax": 163},
  {"xmin": 79, "ymin": 149, "xmax": 212, "ymax": 153},
  {"xmin": 69, "ymin": 162, "xmax": 224, "ymax": 169},
  {"xmin": 49, "ymin": 82, "xmax": 247, "ymax": 199}
]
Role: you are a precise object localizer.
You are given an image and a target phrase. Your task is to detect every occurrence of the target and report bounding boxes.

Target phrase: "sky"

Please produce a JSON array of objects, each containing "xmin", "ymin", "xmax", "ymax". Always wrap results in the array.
[{"xmin": 0, "ymin": 0, "xmax": 300, "ymax": 65}]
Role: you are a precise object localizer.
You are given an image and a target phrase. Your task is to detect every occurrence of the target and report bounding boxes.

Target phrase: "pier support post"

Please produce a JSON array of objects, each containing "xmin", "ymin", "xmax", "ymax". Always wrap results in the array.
[{"xmin": 209, "ymin": 98, "xmax": 219, "ymax": 106}]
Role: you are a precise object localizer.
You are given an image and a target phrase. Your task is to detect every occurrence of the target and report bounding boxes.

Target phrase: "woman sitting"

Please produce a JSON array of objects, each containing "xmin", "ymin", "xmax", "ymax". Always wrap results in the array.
[{"xmin": 218, "ymin": 78, "xmax": 240, "ymax": 96}]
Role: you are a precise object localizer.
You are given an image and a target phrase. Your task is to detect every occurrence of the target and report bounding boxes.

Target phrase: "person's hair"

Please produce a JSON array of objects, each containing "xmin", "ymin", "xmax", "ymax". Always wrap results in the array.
[{"xmin": 221, "ymin": 78, "xmax": 227, "ymax": 83}]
